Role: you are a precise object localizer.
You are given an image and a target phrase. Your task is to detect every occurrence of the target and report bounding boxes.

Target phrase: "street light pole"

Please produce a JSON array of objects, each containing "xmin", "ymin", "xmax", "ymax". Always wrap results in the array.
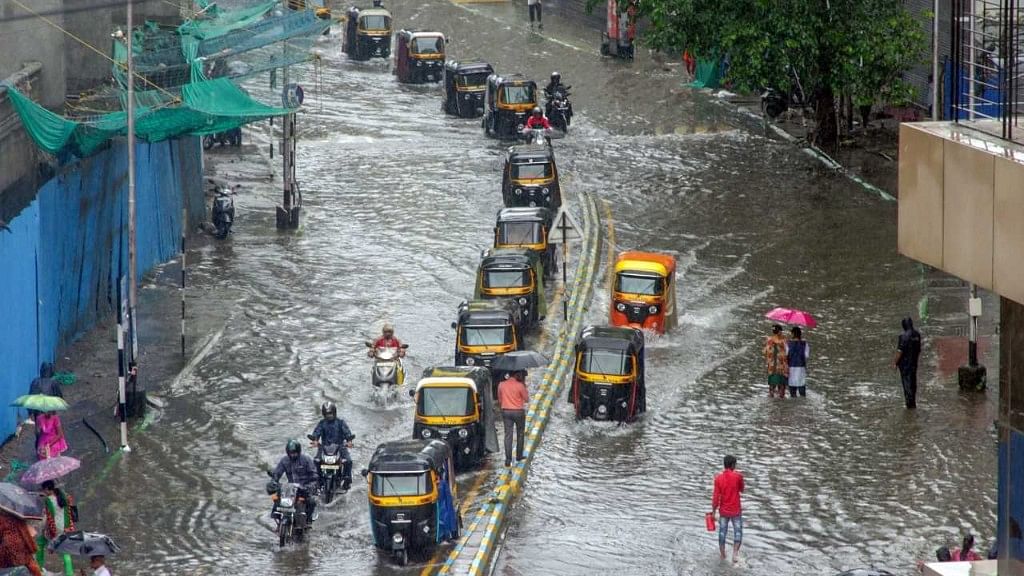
[{"xmin": 932, "ymin": 0, "xmax": 940, "ymax": 120}]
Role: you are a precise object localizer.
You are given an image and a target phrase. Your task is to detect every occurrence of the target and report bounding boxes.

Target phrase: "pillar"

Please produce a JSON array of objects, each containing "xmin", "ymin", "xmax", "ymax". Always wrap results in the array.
[{"xmin": 998, "ymin": 296, "xmax": 1024, "ymax": 573}]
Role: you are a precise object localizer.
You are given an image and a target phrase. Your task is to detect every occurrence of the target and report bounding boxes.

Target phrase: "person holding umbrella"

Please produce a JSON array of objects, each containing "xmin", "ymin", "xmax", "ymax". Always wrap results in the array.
[
  {"xmin": 0, "ymin": 483, "xmax": 45, "ymax": 576},
  {"xmin": 763, "ymin": 325, "xmax": 789, "ymax": 399},
  {"xmin": 35, "ymin": 412, "xmax": 68, "ymax": 461},
  {"xmin": 36, "ymin": 480, "xmax": 76, "ymax": 576},
  {"xmin": 491, "ymin": 351, "xmax": 547, "ymax": 467},
  {"xmin": 787, "ymin": 326, "xmax": 809, "ymax": 397},
  {"xmin": 47, "ymin": 532, "xmax": 119, "ymax": 576}
]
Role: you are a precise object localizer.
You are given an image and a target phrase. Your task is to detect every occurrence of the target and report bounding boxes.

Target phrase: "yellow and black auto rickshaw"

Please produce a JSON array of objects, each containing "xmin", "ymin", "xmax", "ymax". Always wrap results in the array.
[
  {"xmin": 475, "ymin": 248, "xmax": 547, "ymax": 330},
  {"xmin": 287, "ymin": 0, "xmax": 332, "ymax": 20},
  {"xmin": 363, "ymin": 439, "xmax": 461, "ymax": 566},
  {"xmin": 493, "ymin": 207, "xmax": 556, "ymax": 278},
  {"xmin": 394, "ymin": 30, "xmax": 446, "ymax": 84},
  {"xmin": 568, "ymin": 325, "xmax": 646, "ymax": 422},
  {"xmin": 610, "ymin": 251, "xmax": 678, "ymax": 334},
  {"xmin": 482, "ymin": 74, "xmax": 538, "ymax": 139},
  {"xmin": 443, "ymin": 61, "xmax": 494, "ymax": 118},
  {"xmin": 452, "ymin": 299, "xmax": 524, "ymax": 372},
  {"xmin": 343, "ymin": 6, "xmax": 392, "ymax": 61},
  {"xmin": 411, "ymin": 366, "xmax": 499, "ymax": 470},
  {"xmin": 501, "ymin": 146, "xmax": 561, "ymax": 211}
]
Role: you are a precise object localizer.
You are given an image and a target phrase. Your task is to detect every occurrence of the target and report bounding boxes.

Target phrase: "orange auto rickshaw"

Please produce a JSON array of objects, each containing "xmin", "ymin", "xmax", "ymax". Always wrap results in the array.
[{"xmin": 609, "ymin": 251, "xmax": 677, "ymax": 333}]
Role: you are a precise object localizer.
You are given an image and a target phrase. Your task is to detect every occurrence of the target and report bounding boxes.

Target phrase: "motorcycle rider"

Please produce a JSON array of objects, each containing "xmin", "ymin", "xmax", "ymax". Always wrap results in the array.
[
  {"xmin": 308, "ymin": 401, "xmax": 355, "ymax": 491},
  {"xmin": 525, "ymin": 107, "xmax": 552, "ymax": 131},
  {"xmin": 368, "ymin": 323, "xmax": 405, "ymax": 357},
  {"xmin": 271, "ymin": 439, "xmax": 320, "ymax": 522},
  {"xmin": 543, "ymin": 72, "xmax": 573, "ymax": 126}
]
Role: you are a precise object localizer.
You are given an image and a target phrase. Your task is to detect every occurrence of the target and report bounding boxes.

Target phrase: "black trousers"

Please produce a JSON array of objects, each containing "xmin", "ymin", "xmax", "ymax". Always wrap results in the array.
[
  {"xmin": 502, "ymin": 409, "xmax": 526, "ymax": 464},
  {"xmin": 899, "ymin": 367, "xmax": 917, "ymax": 409},
  {"xmin": 529, "ymin": 3, "xmax": 542, "ymax": 23}
]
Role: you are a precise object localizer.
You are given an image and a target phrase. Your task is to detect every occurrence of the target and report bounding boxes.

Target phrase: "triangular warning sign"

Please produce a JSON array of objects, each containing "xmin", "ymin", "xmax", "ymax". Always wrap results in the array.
[{"xmin": 550, "ymin": 205, "xmax": 583, "ymax": 244}]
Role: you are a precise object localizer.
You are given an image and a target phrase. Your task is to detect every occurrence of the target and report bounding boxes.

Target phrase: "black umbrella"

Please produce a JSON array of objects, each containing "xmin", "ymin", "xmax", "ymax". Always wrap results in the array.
[
  {"xmin": 490, "ymin": 351, "xmax": 549, "ymax": 372},
  {"xmin": 49, "ymin": 531, "xmax": 121, "ymax": 557},
  {"xmin": 0, "ymin": 482, "xmax": 43, "ymax": 520}
]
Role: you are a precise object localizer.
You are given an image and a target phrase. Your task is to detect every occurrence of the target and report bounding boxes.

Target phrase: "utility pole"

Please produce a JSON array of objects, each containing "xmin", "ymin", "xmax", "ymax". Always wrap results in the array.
[
  {"xmin": 122, "ymin": 0, "xmax": 136, "ymax": 452},
  {"xmin": 932, "ymin": 0, "xmax": 940, "ymax": 120}
]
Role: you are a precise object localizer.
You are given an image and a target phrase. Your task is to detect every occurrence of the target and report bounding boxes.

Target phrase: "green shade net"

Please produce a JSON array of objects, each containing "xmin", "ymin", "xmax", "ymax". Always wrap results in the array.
[
  {"xmin": 686, "ymin": 58, "xmax": 722, "ymax": 89},
  {"xmin": 176, "ymin": 0, "xmax": 277, "ymax": 40},
  {"xmin": 3, "ymin": 78, "xmax": 294, "ymax": 157}
]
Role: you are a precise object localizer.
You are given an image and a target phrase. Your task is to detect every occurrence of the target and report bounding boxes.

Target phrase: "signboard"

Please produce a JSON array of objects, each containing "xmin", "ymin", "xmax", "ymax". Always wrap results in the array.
[{"xmin": 549, "ymin": 205, "xmax": 583, "ymax": 244}]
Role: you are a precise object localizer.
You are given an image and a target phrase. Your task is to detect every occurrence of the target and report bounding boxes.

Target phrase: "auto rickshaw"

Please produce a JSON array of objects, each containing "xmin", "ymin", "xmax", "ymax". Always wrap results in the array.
[
  {"xmin": 394, "ymin": 30, "xmax": 446, "ymax": 84},
  {"xmin": 343, "ymin": 6, "xmax": 392, "ymax": 61},
  {"xmin": 363, "ymin": 439, "xmax": 460, "ymax": 566},
  {"xmin": 475, "ymin": 248, "xmax": 546, "ymax": 330},
  {"xmin": 501, "ymin": 145, "xmax": 561, "ymax": 211},
  {"xmin": 493, "ymin": 207, "xmax": 556, "ymax": 278},
  {"xmin": 452, "ymin": 299, "xmax": 524, "ymax": 373},
  {"xmin": 411, "ymin": 366, "xmax": 499, "ymax": 469},
  {"xmin": 610, "ymin": 251, "xmax": 678, "ymax": 334},
  {"xmin": 600, "ymin": 0, "xmax": 637, "ymax": 59},
  {"xmin": 443, "ymin": 61, "xmax": 494, "ymax": 118},
  {"xmin": 482, "ymin": 74, "xmax": 538, "ymax": 139},
  {"xmin": 287, "ymin": 0, "xmax": 331, "ymax": 19},
  {"xmin": 568, "ymin": 325, "xmax": 646, "ymax": 422}
]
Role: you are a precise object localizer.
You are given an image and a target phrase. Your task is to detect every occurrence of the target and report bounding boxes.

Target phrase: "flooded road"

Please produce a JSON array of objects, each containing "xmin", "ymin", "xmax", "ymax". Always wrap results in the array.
[{"xmin": 81, "ymin": 1, "xmax": 997, "ymax": 574}]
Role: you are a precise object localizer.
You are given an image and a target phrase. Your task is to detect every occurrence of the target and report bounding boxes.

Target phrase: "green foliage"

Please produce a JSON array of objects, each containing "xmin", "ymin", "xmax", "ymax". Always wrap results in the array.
[{"xmin": 636, "ymin": 0, "xmax": 926, "ymax": 106}]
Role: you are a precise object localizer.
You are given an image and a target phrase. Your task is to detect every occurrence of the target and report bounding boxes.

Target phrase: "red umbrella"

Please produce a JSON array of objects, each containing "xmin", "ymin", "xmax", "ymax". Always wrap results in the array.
[{"xmin": 764, "ymin": 307, "xmax": 818, "ymax": 329}]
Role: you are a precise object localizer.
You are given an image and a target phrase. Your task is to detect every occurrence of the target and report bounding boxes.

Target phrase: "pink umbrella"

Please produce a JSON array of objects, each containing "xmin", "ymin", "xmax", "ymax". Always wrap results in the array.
[
  {"xmin": 764, "ymin": 307, "xmax": 818, "ymax": 329},
  {"xmin": 20, "ymin": 456, "xmax": 80, "ymax": 485}
]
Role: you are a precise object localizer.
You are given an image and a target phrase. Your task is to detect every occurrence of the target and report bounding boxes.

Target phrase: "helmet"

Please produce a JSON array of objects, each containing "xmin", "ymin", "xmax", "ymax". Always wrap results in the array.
[
  {"xmin": 321, "ymin": 401, "xmax": 337, "ymax": 419},
  {"xmin": 532, "ymin": 107, "xmax": 542, "ymax": 117},
  {"xmin": 550, "ymin": 71, "xmax": 561, "ymax": 84},
  {"xmin": 286, "ymin": 439, "xmax": 301, "ymax": 459},
  {"xmin": 382, "ymin": 323, "xmax": 394, "ymax": 334}
]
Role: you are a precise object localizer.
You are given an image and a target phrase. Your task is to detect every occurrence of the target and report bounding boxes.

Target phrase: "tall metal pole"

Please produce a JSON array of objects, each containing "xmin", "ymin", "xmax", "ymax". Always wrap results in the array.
[
  {"xmin": 122, "ymin": 0, "xmax": 136, "ymax": 452},
  {"xmin": 932, "ymin": 0, "xmax": 940, "ymax": 120}
]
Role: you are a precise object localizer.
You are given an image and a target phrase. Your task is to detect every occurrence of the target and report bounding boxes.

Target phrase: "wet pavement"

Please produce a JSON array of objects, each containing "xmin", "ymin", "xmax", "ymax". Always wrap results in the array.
[{"xmin": 66, "ymin": 1, "xmax": 999, "ymax": 575}]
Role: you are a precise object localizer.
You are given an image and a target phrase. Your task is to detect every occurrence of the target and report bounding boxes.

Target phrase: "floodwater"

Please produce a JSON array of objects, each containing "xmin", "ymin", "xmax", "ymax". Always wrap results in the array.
[{"xmin": 81, "ymin": 1, "xmax": 998, "ymax": 575}]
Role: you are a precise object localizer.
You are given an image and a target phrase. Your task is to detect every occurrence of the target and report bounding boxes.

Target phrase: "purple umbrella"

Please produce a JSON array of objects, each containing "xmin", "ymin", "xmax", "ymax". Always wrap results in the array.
[{"xmin": 20, "ymin": 456, "xmax": 80, "ymax": 485}]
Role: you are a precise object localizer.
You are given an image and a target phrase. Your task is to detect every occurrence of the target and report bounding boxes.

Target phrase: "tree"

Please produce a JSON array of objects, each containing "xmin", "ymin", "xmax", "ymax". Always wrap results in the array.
[{"xmin": 618, "ymin": 0, "xmax": 925, "ymax": 149}]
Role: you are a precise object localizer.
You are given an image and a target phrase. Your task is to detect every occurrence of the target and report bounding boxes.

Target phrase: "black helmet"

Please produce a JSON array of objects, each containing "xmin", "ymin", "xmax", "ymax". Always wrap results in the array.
[
  {"xmin": 286, "ymin": 439, "xmax": 301, "ymax": 459},
  {"xmin": 550, "ymin": 72, "xmax": 561, "ymax": 83},
  {"xmin": 321, "ymin": 401, "xmax": 337, "ymax": 419},
  {"xmin": 532, "ymin": 107, "xmax": 542, "ymax": 117}
]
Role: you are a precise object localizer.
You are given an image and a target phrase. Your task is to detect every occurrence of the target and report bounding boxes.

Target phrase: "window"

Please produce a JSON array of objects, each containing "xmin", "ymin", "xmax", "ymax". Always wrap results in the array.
[
  {"xmin": 615, "ymin": 273, "xmax": 663, "ymax": 296},
  {"xmin": 360, "ymin": 15, "xmax": 389, "ymax": 30},
  {"xmin": 412, "ymin": 36, "xmax": 443, "ymax": 54},
  {"xmin": 580, "ymin": 348, "xmax": 632, "ymax": 376},
  {"xmin": 501, "ymin": 85, "xmax": 535, "ymax": 105},
  {"xmin": 456, "ymin": 72, "xmax": 490, "ymax": 87},
  {"xmin": 419, "ymin": 387, "xmax": 474, "ymax": 417},
  {"xmin": 372, "ymin": 473, "xmax": 431, "ymax": 497},
  {"xmin": 511, "ymin": 163, "xmax": 551, "ymax": 180},
  {"xmin": 498, "ymin": 222, "xmax": 542, "ymax": 245},
  {"xmin": 461, "ymin": 325, "xmax": 512, "ymax": 346},
  {"xmin": 484, "ymin": 270, "xmax": 528, "ymax": 288}
]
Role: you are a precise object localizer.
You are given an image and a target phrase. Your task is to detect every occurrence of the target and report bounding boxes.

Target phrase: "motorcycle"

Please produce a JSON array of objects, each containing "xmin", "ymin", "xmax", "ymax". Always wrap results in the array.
[
  {"xmin": 521, "ymin": 126, "xmax": 563, "ymax": 147},
  {"xmin": 545, "ymin": 86, "xmax": 572, "ymax": 133},
  {"xmin": 266, "ymin": 476, "xmax": 311, "ymax": 547},
  {"xmin": 365, "ymin": 342, "xmax": 409, "ymax": 403},
  {"xmin": 309, "ymin": 440, "xmax": 350, "ymax": 504},
  {"xmin": 202, "ymin": 127, "xmax": 242, "ymax": 150},
  {"xmin": 212, "ymin": 186, "xmax": 236, "ymax": 239}
]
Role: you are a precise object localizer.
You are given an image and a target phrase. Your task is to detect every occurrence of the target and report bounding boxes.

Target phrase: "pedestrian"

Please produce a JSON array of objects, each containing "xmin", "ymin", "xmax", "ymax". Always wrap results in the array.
[
  {"xmin": 37, "ymin": 480, "xmax": 75, "ymax": 576},
  {"xmin": 35, "ymin": 412, "xmax": 68, "ymax": 460},
  {"xmin": 951, "ymin": 533, "xmax": 982, "ymax": 561},
  {"xmin": 527, "ymin": 0, "xmax": 542, "ymax": 30},
  {"xmin": 497, "ymin": 370, "xmax": 529, "ymax": 467},
  {"xmin": 763, "ymin": 324, "xmax": 789, "ymax": 398},
  {"xmin": 0, "ymin": 510, "xmax": 43, "ymax": 576},
  {"xmin": 84, "ymin": 555, "xmax": 111, "ymax": 576},
  {"xmin": 710, "ymin": 454, "xmax": 744, "ymax": 564},
  {"xmin": 893, "ymin": 316, "xmax": 922, "ymax": 409},
  {"xmin": 787, "ymin": 326, "xmax": 809, "ymax": 397},
  {"xmin": 27, "ymin": 362, "xmax": 62, "ymax": 424}
]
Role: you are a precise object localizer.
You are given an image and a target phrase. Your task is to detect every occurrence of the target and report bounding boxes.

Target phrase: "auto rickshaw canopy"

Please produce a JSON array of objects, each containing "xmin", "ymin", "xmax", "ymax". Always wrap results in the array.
[
  {"xmin": 614, "ymin": 251, "xmax": 677, "ymax": 279},
  {"xmin": 488, "ymin": 74, "xmax": 537, "ymax": 107},
  {"xmin": 350, "ymin": 6, "xmax": 391, "ymax": 31},
  {"xmin": 420, "ymin": 366, "xmax": 499, "ymax": 454},
  {"xmin": 476, "ymin": 248, "xmax": 547, "ymax": 318},
  {"xmin": 369, "ymin": 439, "xmax": 452, "ymax": 474},
  {"xmin": 446, "ymin": 61, "xmax": 494, "ymax": 86},
  {"xmin": 398, "ymin": 30, "xmax": 446, "ymax": 56},
  {"xmin": 575, "ymin": 325, "xmax": 646, "ymax": 380}
]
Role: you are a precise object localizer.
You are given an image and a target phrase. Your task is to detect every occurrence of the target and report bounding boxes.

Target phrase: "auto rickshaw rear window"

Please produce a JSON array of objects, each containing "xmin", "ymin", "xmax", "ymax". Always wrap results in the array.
[
  {"xmin": 616, "ymin": 273, "xmax": 663, "ymax": 296},
  {"xmin": 461, "ymin": 325, "xmax": 512, "ymax": 346},
  {"xmin": 457, "ymin": 73, "xmax": 490, "ymax": 87},
  {"xmin": 512, "ymin": 162, "xmax": 551, "ymax": 180},
  {"xmin": 580, "ymin": 348, "xmax": 633, "ymax": 376},
  {"xmin": 484, "ymin": 270, "xmax": 528, "ymax": 288},
  {"xmin": 360, "ymin": 15, "xmax": 389, "ymax": 30},
  {"xmin": 372, "ymin": 473, "xmax": 431, "ymax": 497},
  {"xmin": 412, "ymin": 37, "xmax": 444, "ymax": 54},
  {"xmin": 501, "ymin": 85, "xmax": 535, "ymax": 105},
  {"xmin": 419, "ymin": 387, "xmax": 475, "ymax": 417},
  {"xmin": 498, "ymin": 222, "xmax": 542, "ymax": 245}
]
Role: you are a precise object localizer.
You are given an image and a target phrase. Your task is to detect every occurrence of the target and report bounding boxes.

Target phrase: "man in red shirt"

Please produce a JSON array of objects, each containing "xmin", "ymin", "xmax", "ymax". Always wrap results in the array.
[
  {"xmin": 711, "ymin": 454, "xmax": 744, "ymax": 563},
  {"xmin": 525, "ymin": 107, "xmax": 552, "ymax": 131},
  {"xmin": 497, "ymin": 370, "xmax": 529, "ymax": 466},
  {"xmin": 368, "ymin": 324, "xmax": 405, "ymax": 357}
]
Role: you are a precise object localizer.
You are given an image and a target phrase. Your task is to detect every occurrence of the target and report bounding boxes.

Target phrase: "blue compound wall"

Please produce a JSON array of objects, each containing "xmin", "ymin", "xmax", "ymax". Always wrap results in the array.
[{"xmin": 0, "ymin": 137, "xmax": 203, "ymax": 438}]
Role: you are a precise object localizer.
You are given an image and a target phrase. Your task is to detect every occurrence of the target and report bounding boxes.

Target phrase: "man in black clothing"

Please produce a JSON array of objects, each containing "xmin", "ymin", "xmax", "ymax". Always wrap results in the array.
[{"xmin": 893, "ymin": 317, "xmax": 922, "ymax": 409}]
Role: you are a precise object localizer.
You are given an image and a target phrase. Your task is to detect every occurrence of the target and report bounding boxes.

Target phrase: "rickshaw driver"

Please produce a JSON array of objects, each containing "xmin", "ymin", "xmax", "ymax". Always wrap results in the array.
[
  {"xmin": 368, "ymin": 324, "xmax": 406, "ymax": 357},
  {"xmin": 525, "ymin": 107, "xmax": 551, "ymax": 130}
]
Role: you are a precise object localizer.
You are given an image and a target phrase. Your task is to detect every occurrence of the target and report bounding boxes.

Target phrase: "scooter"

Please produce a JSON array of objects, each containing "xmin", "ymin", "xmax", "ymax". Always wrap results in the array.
[
  {"xmin": 309, "ymin": 440, "xmax": 351, "ymax": 504},
  {"xmin": 212, "ymin": 186, "xmax": 236, "ymax": 239},
  {"xmin": 265, "ymin": 476, "xmax": 310, "ymax": 547},
  {"xmin": 545, "ymin": 86, "xmax": 573, "ymax": 133},
  {"xmin": 365, "ymin": 342, "xmax": 409, "ymax": 403}
]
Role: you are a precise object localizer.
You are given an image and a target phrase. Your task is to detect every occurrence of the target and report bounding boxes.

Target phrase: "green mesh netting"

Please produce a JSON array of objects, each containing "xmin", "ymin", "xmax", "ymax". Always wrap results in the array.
[
  {"xmin": 686, "ymin": 58, "xmax": 722, "ymax": 89},
  {"xmin": 4, "ymin": 78, "xmax": 294, "ymax": 157}
]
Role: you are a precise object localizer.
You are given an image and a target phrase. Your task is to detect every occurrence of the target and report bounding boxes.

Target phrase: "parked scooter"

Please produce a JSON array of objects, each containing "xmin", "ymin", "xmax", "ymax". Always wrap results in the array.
[
  {"xmin": 365, "ymin": 342, "xmax": 409, "ymax": 403},
  {"xmin": 202, "ymin": 127, "xmax": 242, "ymax": 150},
  {"xmin": 265, "ymin": 476, "xmax": 311, "ymax": 546},
  {"xmin": 212, "ymin": 186, "xmax": 236, "ymax": 239},
  {"xmin": 308, "ymin": 440, "xmax": 350, "ymax": 504},
  {"xmin": 545, "ymin": 85, "xmax": 573, "ymax": 133}
]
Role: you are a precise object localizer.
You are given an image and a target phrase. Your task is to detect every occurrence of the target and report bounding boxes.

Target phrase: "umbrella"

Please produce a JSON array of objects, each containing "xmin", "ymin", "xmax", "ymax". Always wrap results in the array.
[
  {"xmin": 19, "ymin": 456, "xmax": 81, "ymax": 485},
  {"xmin": 11, "ymin": 394, "xmax": 69, "ymax": 412},
  {"xmin": 0, "ymin": 568, "xmax": 31, "ymax": 576},
  {"xmin": 490, "ymin": 351, "xmax": 549, "ymax": 372},
  {"xmin": 49, "ymin": 531, "xmax": 121, "ymax": 557},
  {"xmin": 0, "ymin": 482, "xmax": 43, "ymax": 520},
  {"xmin": 764, "ymin": 307, "xmax": 818, "ymax": 329}
]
